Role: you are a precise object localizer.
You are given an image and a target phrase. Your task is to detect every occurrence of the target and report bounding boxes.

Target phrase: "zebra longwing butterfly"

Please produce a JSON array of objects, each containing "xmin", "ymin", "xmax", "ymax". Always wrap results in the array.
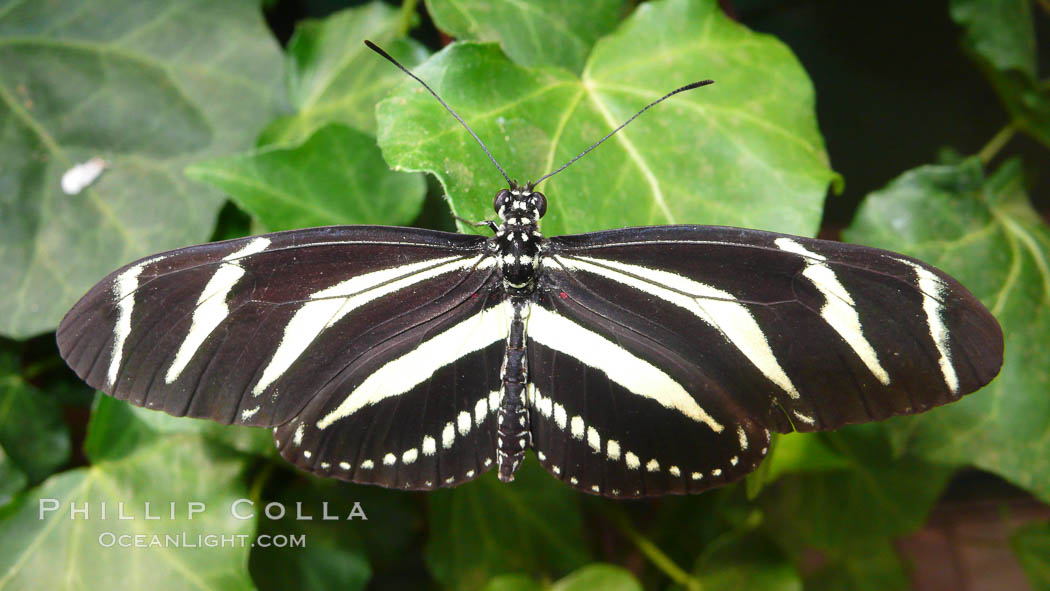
[{"xmin": 56, "ymin": 42, "xmax": 1003, "ymax": 498}]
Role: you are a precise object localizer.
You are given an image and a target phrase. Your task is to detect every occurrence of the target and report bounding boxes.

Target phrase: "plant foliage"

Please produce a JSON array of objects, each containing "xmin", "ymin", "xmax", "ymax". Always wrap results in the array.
[{"xmin": 0, "ymin": 0, "xmax": 1047, "ymax": 589}]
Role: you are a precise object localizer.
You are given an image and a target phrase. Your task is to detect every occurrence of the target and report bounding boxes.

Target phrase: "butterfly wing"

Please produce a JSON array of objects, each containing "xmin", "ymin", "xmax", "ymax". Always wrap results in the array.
[
  {"xmin": 58, "ymin": 225, "xmax": 507, "ymax": 489},
  {"xmin": 273, "ymin": 288, "xmax": 511, "ymax": 490},
  {"xmin": 528, "ymin": 225, "xmax": 1002, "ymax": 497}
]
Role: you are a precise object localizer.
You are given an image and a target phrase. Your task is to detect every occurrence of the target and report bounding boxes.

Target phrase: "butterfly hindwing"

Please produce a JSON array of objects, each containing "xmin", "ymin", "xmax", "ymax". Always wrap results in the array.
[
  {"xmin": 57, "ymin": 226, "xmax": 495, "ymax": 430},
  {"xmin": 527, "ymin": 331, "xmax": 771, "ymax": 498},
  {"xmin": 274, "ymin": 289, "xmax": 510, "ymax": 490}
]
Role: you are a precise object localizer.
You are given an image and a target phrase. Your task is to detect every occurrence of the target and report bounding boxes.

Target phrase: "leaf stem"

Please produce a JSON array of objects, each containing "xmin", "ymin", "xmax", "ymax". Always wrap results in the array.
[
  {"xmin": 978, "ymin": 124, "xmax": 1017, "ymax": 165},
  {"xmin": 606, "ymin": 505, "xmax": 703, "ymax": 591},
  {"xmin": 693, "ymin": 509, "xmax": 763, "ymax": 568},
  {"xmin": 399, "ymin": 0, "xmax": 418, "ymax": 37}
]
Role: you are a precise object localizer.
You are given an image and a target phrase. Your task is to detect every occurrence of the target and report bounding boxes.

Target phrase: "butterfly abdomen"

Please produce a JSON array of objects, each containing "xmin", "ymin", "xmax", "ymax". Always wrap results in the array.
[{"xmin": 497, "ymin": 298, "xmax": 531, "ymax": 481}]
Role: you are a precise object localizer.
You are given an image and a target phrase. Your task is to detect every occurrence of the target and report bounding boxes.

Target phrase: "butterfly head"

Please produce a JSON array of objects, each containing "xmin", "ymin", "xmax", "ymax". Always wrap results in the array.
[{"xmin": 493, "ymin": 181, "xmax": 547, "ymax": 222}]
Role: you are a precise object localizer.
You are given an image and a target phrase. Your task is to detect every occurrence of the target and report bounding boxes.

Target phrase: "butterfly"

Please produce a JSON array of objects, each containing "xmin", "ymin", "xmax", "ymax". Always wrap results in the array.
[{"xmin": 56, "ymin": 41, "xmax": 1003, "ymax": 498}]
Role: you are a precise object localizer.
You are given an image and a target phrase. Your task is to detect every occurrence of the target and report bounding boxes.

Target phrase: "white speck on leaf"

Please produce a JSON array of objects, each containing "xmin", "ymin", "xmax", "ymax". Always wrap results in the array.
[{"xmin": 61, "ymin": 157, "xmax": 107, "ymax": 195}]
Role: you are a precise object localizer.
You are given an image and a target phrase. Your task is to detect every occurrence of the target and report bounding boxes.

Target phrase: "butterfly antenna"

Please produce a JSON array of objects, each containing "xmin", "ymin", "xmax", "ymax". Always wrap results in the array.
[
  {"xmin": 365, "ymin": 40, "xmax": 513, "ymax": 186},
  {"xmin": 530, "ymin": 80, "xmax": 714, "ymax": 190}
]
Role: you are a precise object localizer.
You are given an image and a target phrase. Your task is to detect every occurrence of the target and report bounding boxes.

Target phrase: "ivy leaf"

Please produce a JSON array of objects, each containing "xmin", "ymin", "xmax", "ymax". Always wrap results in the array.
[
  {"xmin": 260, "ymin": 2, "xmax": 430, "ymax": 145},
  {"xmin": 844, "ymin": 158, "xmax": 1050, "ymax": 503},
  {"xmin": 0, "ymin": 0, "xmax": 286, "ymax": 339},
  {"xmin": 85, "ymin": 395, "xmax": 273, "ymax": 462},
  {"xmin": 551, "ymin": 564, "xmax": 641, "ymax": 591},
  {"xmin": 424, "ymin": 0, "xmax": 626, "ymax": 74},
  {"xmin": 187, "ymin": 124, "xmax": 426, "ymax": 231},
  {"xmin": 746, "ymin": 432, "xmax": 852, "ymax": 496},
  {"xmin": 0, "ymin": 349, "xmax": 70, "ymax": 484},
  {"xmin": 803, "ymin": 539, "xmax": 908, "ymax": 591},
  {"xmin": 645, "ymin": 486, "xmax": 755, "ymax": 576},
  {"xmin": 250, "ymin": 478, "xmax": 372, "ymax": 591},
  {"xmin": 979, "ymin": 70, "xmax": 1050, "ymax": 148},
  {"xmin": 0, "ymin": 448, "xmax": 27, "ymax": 508},
  {"xmin": 693, "ymin": 534, "xmax": 802, "ymax": 591},
  {"xmin": 950, "ymin": 0, "xmax": 1050, "ymax": 146},
  {"xmin": 0, "ymin": 405, "xmax": 255, "ymax": 590},
  {"xmin": 425, "ymin": 456, "xmax": 591, "ymax": 590},
  {"xmin": 378, "ymin": 0, "xmax": 834, "ymax": 237},
  {"xmin": 483, "ymin": 574, "xmax": 543, "ymax": 591},
  {"xmin": 482, "ymin": 565, "xmax": 641, "ymax": 591},
  {"xmin": 1012, "ymin": 520, "xmax": 1050, "ymax": 590},
  {"xmin": 759, "ymin": 424, "xmax": 952, "ymax": 550},
  {"xmin": 197, "ymin": 4, "xmax": 430, "ymax": 231},
  {"xmin": 345, "ymin": 485, "xmax": 423, "ymax": 572},
  {"xmin": 950, "ymin": 0, "xmax": 1037, "ymax": 74}
]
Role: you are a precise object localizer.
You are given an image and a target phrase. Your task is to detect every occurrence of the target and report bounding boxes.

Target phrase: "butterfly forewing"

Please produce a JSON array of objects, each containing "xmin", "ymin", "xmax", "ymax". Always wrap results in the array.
[{"xmin": 57, "ymin": 226, "xmax": 494, "ymax": 429}]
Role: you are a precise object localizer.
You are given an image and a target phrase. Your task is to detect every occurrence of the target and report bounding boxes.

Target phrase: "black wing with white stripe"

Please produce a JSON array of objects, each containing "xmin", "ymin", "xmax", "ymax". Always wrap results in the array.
[
  {"xmin": 529, "ymin": 225, "xmax": 1002, "ymax": 497},
  {"xmin": 274, "ymin": 291, "xmax": 509, "ymax": 490},
  {"xmin": 58, "ymin": 226, "xmax": 499, "ymax": 478}
]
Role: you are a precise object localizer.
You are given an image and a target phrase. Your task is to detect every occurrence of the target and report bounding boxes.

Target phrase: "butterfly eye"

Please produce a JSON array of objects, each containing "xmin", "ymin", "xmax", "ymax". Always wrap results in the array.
[
  {"xmin": 530, "ymin": 192, "xmax": 547, "ymax": 218},
  {"xmin": 493, "ymin": 189, "xmax": 511, "ymax": 213}
]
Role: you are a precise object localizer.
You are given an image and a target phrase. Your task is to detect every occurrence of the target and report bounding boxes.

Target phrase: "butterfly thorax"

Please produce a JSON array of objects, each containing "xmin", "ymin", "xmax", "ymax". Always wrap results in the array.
[{"xmin": 491, "ymin": 184, "xmax": 546, "ymax": 293}]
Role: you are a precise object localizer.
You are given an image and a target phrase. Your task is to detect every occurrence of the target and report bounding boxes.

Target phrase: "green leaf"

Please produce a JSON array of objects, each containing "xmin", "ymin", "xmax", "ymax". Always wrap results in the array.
[
  {"xmin": 345, "ymin": 484, "xmax": 423, "ymax": 571},
  {"xmin": 747, "ymin": 431, "xmax": 851, "ymax": 498},
  {"xmin": 250, "ymin": 478, "xmax": 371, "ymax": 591},
  {"xmin": 645, "ymin": 486, "xmax": 755, "ymax": 576},
  {"xmin": 425, "ymin": 456, "xmax": 591, "ymax": 590},
  {"xmin": 260, "ymin": 2, "xmax": 430, "ymax": 145},
  {"xmin": 803, "ymin": 539, "xmax": 908, "ymax": 591},
  {"xmin": 187, "ymin": 124, "xmax": 426, "ymax": 231},
  {"xmin": 760, "ymin": 424, "xmax": 952, "ymax": 550},
  {"xmin": 481, "ymin": 565, "xmax": 641, "ymax": 591},
  {"xmin": 760, "ymin": 432, "xmax": 852, "ymax": 482},
  {"xmin": 950, "ymin": 0, "xmax": 1037, "ymax": 75},
  {"xmin": 1012, "ymin": 520, "xmax": 1050, "ymax": 590},
  {"xmin": 693, "ymin": 534, "xmax": 802, "ymax": 591},
  {"xmin": 0, "ymin": 447, "xmax": 27, "ymax": 508},
  {"xmin": 0, "ymin": 414, "xmax": 256, "ymax": 590},
  {"xmin": 424, "ymin": 0, "xmax": 626, "ymax": 73},
  {"xmin": 378, "ymin": 0, "xmax": 834, "ymax": 237},
  {"xmin": 844, "ymin": 158, "xmax": 1050, "ymax": 503},
  {"xmin": 0, "ymin": 349, "xmax": 70, "ymax": 483},
  {"xmin": 85, "ymin": 395, "xmax": 273, "ymax": 462},
  {"xmin": 551, "ymin": 564, "xmax": 641, "ymax": 591},
  {"xmin": 482, "ymin": 574, "xmax": 543, "ymax": 591},
  {"xmin": 980, "ymin": 71, "xmax": 1050, "ymax": 147},
  {"xmin": 0, "ymin": 0, "xmax": 286, "ymax": 339},
  {"xmin": 950, "ymin": 0, "xmax": 1050, "ymax": 147}
]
